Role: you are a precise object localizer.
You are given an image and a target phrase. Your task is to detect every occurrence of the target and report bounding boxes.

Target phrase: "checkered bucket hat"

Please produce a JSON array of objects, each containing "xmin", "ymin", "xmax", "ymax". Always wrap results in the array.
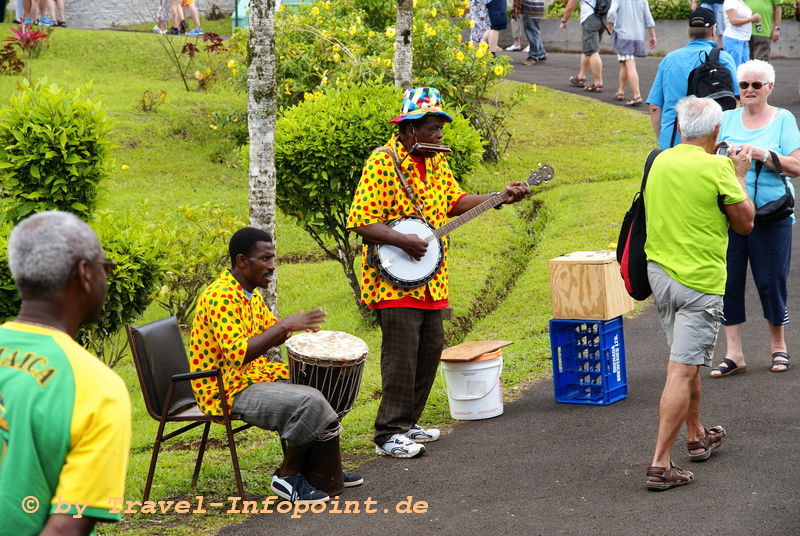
[{"xmin": 389, "ymin": 87, "xmax": 454, "ymax": 124}]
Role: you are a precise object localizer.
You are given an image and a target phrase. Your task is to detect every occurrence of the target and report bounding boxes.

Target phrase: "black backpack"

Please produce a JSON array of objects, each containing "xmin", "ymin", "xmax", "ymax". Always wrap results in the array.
[
  {"xmin": 670, "ymin": 48, "xmax": 736, "ymax": 146},
  {"xmin": 616, "ymin": 149, "xmax": 662, "ymax": 301},
  {"xmin": 584, "ymin": 0, "xmax": 610, "ymax": 17}
]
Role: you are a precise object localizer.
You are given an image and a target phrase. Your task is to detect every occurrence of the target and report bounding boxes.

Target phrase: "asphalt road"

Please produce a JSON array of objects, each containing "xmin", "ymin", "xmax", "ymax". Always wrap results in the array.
[{"xmin": 219, "ymin": 52, "xmax": 800, "ymax": 536}]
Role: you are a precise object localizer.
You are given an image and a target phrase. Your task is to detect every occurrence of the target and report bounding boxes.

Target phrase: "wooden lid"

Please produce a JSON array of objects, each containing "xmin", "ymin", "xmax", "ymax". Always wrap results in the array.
[
  {"xmin": 440, "ymin": 340, "xmax": 513, "ymax": 362},
  {"xmin": 549, "ymin": 250, "xmax": 616, "ymax": 265}
]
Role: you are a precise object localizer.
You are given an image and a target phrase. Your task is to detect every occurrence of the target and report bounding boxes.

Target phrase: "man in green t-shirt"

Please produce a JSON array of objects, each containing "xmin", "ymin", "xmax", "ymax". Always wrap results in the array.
[
  {"xmin": 642, "ymin": 96, "xmax": 754, "ymax": 491},
  {"xmin": 0, "ymin": 211, "xmax": 131, "ymax": 535},
  {"xmin": 745, "ymin": 0, "xmax": 782, "ymax": 60}
]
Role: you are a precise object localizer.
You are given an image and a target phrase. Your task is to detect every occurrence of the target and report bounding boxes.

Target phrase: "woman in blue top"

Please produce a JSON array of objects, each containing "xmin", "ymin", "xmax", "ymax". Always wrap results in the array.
[{"xmin": 712, "ymin": 59, "xmax": 800, "ymax": 377}]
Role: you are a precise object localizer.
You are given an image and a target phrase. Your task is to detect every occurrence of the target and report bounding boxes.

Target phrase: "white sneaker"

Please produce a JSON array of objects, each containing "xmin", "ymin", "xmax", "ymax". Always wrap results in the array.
[
  {"xmin": 375, "ymin": 434, "xmax": 425, "ymax": 458},
  {"xmin": 152, "ymin": 25, "xmax": 166, "ymax": 34},
  {"xmin": 505, "ymin": 44, "xmax": 522, "ymax": 51},
  {"xmin": 523, "ymin": 45, "xmax": 530, "ymax": 53},
  {"xmin": 405, "ymin": 424, "xmax": 440, "ymax": 443}
]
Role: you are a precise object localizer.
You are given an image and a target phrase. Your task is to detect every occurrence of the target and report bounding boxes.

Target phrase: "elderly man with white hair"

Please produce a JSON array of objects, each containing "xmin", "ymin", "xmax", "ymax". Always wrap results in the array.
[
  {"xmin": 642, "ymin": 96, "xmax": 754, "ymax": 490},
  {"xmin": 0, "ymin": 211, "xmax": 131, "ymax": 535}
]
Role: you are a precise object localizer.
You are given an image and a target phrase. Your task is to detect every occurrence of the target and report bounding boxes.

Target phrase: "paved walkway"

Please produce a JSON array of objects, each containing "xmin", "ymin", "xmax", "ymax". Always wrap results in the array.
[{"xmin": 220, "ymin": 53, "xmax": 800, "ymax": 536}]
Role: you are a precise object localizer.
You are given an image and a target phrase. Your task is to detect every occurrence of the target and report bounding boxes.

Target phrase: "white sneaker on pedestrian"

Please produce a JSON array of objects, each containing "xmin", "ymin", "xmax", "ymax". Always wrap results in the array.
[
  {"xmin": 405, "ymin": 424, "xmax": 440, "ymax": 443},
  {"xmin": 505, "ymin": 44, "xmax": 522, "ymax": 51},
  {"xmin": 523, "ymin": 45, "xmax": 530, "ymax": 53},
  {"xmin": 152, "ymin": 25, "xmax": 166, "ymax": 34},
  {"xmin": 375, "ymin": 434, "xmax": 425, "ymax": 458}
]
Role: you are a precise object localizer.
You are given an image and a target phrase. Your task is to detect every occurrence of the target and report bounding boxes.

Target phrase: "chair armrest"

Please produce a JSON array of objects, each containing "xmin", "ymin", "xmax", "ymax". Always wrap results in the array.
[{"xmin": 171, "ymin": 369, "xmax": 222, "ymax": 382}]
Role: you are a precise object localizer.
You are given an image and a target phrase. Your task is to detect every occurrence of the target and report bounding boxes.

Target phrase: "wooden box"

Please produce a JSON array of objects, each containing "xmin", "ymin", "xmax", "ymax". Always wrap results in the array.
[{"xmin": 548, "ymin": 251, "xmax": 634, "ymax": 320}]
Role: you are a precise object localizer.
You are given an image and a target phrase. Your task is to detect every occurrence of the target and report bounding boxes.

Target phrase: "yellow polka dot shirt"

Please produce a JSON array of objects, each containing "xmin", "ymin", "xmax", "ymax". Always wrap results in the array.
[
  {"xmin": 189, "ymin": 269, "xmax": 289, "ymax": 416},
  {"xmin": 347, "ymin": 133, "xmax": 466, "ymax": 305}
]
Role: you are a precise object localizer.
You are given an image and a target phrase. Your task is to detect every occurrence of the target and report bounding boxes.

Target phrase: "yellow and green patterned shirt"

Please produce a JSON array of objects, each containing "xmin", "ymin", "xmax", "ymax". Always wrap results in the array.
[
  {"xmin": 347, "ymin": 133, "xmax": 466, "ymax": 305},
  {"xmin": 190, "ymin": 269, "xmax": 289, "ymax": 416}
]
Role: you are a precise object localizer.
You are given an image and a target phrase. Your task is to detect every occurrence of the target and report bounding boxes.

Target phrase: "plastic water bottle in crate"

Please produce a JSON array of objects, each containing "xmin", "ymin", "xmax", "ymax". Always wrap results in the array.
[{"xmin": 549, "ymin": 317, "xmax": 628, "ymax": 405}]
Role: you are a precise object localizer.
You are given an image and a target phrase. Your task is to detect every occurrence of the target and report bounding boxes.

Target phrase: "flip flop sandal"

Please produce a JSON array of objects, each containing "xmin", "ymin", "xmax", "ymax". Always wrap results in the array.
[
  {"xmin": 584, "ymin": 84, "xmax": 603, "ymax": 93},
  {"xmin": 770, "ymin": 351, "xmax": 791, "ymax": 372},
  {"xmin": 569, "ymin": 76, "xmax": 586, "ymax": 87},
  {"xmin": 711, "ymin": 358, "xmax": 747, "ymax": 378},
  {"xmin": 686, "ymin": 425, "xmax": 726, "ymax": 462},
  {"xmin": 645, "ymin": 462, "xmax": 694, "ymax": 491},
  {"xmin": 615, "ymin": 92, "xmax": 625, "ymax": 101},
  {"xmin": 626, "ymin": 96, "xmax": 643, "ymax": 106}
]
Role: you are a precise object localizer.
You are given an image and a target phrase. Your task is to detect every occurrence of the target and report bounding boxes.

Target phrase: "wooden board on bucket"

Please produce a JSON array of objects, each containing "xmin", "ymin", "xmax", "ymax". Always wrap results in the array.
[{"xmin": 440, "ymin": 340, "xmax": 514, "ymax": 362}]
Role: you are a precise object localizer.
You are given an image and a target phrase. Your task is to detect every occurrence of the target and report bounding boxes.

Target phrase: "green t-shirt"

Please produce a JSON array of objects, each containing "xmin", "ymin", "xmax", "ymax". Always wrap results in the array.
[
  {"xmin": 0, "ymin": 322, "xmax": 131, "ymax": 535},
  {"xmin": 745, "ymin": 0, "xmax": 782, "ymax": 37},
  {"xmin": 644, "ymin": 144, "xmax": 747, "ymax": 295}
]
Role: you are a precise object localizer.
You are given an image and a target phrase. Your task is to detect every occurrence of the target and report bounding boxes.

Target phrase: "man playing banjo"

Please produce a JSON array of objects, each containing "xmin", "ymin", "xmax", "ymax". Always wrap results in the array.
[{"xmin": 347, "ymin": 87, "xmax": 531, "ymax": 458}]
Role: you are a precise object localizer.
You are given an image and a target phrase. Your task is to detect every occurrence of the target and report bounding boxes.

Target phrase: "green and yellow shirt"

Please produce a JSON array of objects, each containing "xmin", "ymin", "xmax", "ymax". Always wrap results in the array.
[{"xmin": 0, "ymin": 322, "xmax": 131, "ymax": 535}]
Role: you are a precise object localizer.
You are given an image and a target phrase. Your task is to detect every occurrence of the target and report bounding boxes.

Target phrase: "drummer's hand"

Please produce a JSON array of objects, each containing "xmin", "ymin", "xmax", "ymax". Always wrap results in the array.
[
  {"xmin": 399, "ymin": 233, "xmax": 428, "ymax": 261},
  {"xmin": 281, "ymin": 308, "xmax": 327, "ymax": 333}
]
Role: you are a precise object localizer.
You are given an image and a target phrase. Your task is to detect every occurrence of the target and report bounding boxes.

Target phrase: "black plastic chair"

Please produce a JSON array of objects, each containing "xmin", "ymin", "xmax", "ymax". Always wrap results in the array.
[{"xmin": 125, "ymin": 317, "xmax": 252, "ymax": 500}]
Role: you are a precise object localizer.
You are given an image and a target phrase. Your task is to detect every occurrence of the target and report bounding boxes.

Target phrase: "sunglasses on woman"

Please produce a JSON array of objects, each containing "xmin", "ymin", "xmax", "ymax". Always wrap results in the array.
[{"xmin": 739, "ymin": 81, "xmax": 768, "ymax": 90}]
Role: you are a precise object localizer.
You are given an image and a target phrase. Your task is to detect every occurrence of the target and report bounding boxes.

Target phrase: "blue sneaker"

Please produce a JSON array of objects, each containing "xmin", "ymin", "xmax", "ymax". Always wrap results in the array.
[
  {"xmin": 22, "ymin": 18, "xmax": 32, "ymax": 26},
  {"xmin": 40, "ymin": 17, "xmax": 54, "ymax": 26},
  {"xmin": 186, "ymin": 28, "xmax": 204, "ymax": 36},
  {"xmin": 270, "ymin": 473, "xmax": 329, "ymax": 503},
  {"xmin": 343, "ymin": 471, "xmax": 364, "ymax": 488}
]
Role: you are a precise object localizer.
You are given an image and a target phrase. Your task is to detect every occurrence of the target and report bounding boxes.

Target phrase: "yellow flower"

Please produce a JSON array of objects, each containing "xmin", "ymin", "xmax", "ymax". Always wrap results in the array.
[
  {"xmin": 457, "ymin": 8, "xmax": 465, "ymax": 16},
  {"xmin": 476, "ymin": 49, "xmax": 485, "ymax": 59},
  {"xmin": 278, "ymin": 4, "xmax": 285, "ymax": 11},
  {"xmin": 121, "ymin": 164, "xmax": 129, "ymax": 170},
  {"xmin": 356, "ymin": 16, "xmax": 362, "ymax": 24},
  {"xmin": 321, "ymin": 30, "xmax": 331, "ymax": 39},
  {"xmin": 467, "ymin": 19, "xmax": 475, "ymax": 28},
  {"xmin": 455, "ymin": 51, "xmax": 465, "ymax": 62},
  {"xmin": 463, "ymin": 0, "xmax": 470, "ymax": 7},
  {"xmin": 332, "ymin": 44, "xmax": 341, "ymax": 52},
  {"xmin": 478, "ymin": 41, "xmax": 489, "ymax": 51},
  {"xmin": 227, "ymin": 59, "xmax": 236, "ymax": 68},
  {"xmin": 430, "ymin": 8, "xmax": 437, "ymax": 17},
  {"xmin": 386, "ymin": 27, "xmax": 396, "ymax": 38},
  {"xmin": 311, "ymin": 6, "xmax": 320, "ymax": 15},
  {"xmin": 209, "ymin": 124, "xmax": 218, "ymax": 130},
  {"xmin": 368, "ymin": 30, "xmax": 375, "ymax": 36},
  {"xmin": 232, "ymin": 69, "xmax": 238, "ymax": 76},
  {"xmin": 303, "ymin": 92, "xmax": 314, "ymax": 100},
  {"xmin": 494, "ymin": 65, "xmax": 504, "ymax": 76},
  {"xmin": 412, "ymin": 0, "xmax": 417, "ymax": 7},
  {"xmin": 194, "ymin": 70, "xmax": 202, "ymax": 80},
  {"xmin": 332, "ymin": 53, "xmax": 341, "ymax": 62},
  {"xmin": 467, "ymin": 40, "xmax": 475, "ymax": 49},
  {"xmin": 383, "ymin": 58, "xmax": 392, "ymax": 67},
  {"xmin": 349, "ymin": 26, "xmax": 357, "ymax": 35},
  {"xmin": 427, "ymin": 27, "xmax": 436, "ymax": 37},
  {"xmin": 321, "ymin": 75, "xmax": 329, "ymax": 84},
  {"xmin": 531, "ymin": 83, "xmax": 538, "ymax": 93}
]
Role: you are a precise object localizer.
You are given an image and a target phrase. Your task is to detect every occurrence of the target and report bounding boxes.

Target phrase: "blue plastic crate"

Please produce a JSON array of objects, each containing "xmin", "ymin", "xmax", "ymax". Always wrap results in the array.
[{"xmin": 549, "ymin": 317, "xmax": 628, "ymax": 405}]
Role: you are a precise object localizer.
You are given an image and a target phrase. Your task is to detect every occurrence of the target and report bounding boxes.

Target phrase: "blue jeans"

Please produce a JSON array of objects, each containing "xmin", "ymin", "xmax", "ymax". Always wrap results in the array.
[
  {"xmin": 523, "ymin": 16, "xmax": 547, "ymax": 60},
  {"xmin": 723, "ymin": 218, "xmax": 792, "ymax": 326},
  {"xmin": 700, "ymin": 2, "xmax": 726, "ymax": 34},
  {"xmin": 722, "ymin": 36, "xmax": 749, "ymax": 66}
]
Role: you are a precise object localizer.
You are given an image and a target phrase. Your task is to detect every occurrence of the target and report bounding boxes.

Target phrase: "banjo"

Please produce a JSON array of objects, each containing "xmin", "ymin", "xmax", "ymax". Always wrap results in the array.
[{"xmin": 369, "ymin": 163, "xmax": 554, "ymax": 289}]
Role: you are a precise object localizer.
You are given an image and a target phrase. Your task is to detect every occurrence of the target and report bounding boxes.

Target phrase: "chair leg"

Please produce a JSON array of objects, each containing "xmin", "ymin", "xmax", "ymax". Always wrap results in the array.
[
  {"xmin": 224, "ymin": 420, "xmax": 246, "ymax": 498},
  {"xmin": 191, "ymin": 422, "xmax": 212, "ymax": 488},
  {"xmin": 144, "ymin": 420, "xmax": 169, "ymax": 502}
]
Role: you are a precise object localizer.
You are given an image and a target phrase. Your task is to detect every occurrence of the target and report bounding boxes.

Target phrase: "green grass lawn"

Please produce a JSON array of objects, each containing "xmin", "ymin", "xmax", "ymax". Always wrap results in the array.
[{"xmin": 0, "ymin": 19, "xmax": 655, "ymax": 535}]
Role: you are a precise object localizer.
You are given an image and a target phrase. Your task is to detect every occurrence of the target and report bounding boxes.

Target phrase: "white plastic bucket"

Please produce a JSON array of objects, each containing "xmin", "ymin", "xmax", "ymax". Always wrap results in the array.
[{"xmin": 441, "ymin": 352, "xmax": 503, "ymax": 420}]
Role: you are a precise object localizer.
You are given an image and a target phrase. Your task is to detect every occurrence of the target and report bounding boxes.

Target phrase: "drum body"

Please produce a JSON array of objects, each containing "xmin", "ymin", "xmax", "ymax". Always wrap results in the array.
[{"xmin": 285, "ymin": 330, "xmax": 368, "ymax": 420}]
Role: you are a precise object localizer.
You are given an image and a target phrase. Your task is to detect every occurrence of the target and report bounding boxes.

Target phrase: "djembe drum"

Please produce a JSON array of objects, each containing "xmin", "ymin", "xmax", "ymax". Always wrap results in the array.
[{"xmin": 285, "ymin": 330, "xmax": 368, "ymax": 496}]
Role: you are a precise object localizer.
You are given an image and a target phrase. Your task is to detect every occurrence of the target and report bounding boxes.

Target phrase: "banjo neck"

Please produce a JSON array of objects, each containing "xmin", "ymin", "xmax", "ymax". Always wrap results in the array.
[{"xmin": 429, "ymin": 164, "xmax": 554, "ymax": 242}]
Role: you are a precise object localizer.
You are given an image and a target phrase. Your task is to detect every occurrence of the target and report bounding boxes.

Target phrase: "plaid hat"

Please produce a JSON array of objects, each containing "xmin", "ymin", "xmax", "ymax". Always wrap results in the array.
[
  {"xmin": 689, "ymin": 7, "xmax": 715, "ymax": 27},
  {"xmin": 389, "ymin": 87, "xmax": 453, "ymax": 124}
]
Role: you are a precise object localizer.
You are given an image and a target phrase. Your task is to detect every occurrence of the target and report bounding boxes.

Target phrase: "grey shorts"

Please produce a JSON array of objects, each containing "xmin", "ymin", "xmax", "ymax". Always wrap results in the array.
[
  {"xmin": 648, "ymin": 262, "xmax": 724, "ymax": 367},
  {"xmin": 581, "ymin": 14, "xmax": 604, "ymax": 56},
  {"xmin": 232, "ymin": 381, "xmax": 338, "ymax": 447}
]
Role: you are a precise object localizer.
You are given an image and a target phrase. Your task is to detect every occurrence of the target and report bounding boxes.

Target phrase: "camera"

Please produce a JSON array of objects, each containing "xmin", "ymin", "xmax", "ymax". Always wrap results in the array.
[{"xmin": 715, "ymin": 142, "xmax": 742, "ymax": 157}]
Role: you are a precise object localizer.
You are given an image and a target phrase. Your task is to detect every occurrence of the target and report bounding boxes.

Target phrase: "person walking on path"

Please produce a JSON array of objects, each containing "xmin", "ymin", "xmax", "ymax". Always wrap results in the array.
[
  {"xmin": 691, "ymin": 0, "xmax": 726, "ymax": 46},
  {"xmin": 517, "ymin": 0, "xmax": 548, "ymax": 65},
  {"xmin": 744, "ymin": 0, "xmax": 781, "ymax": 61},
  {"xmin": 711, "ymin": 60, "xmax": 800, "ymax": 378},
  {"xmin": 646, "ymin": 8, "xmax": 738, "ymax": 149},
  {"xmin": 722, "ymin": 0, "xmax": 759, "ymax": 66},
  {"xmin": 606, "ymin": 0, "xmax": 656, "ymax": 105},
  {"xmin": 643, "ymin": 96, "xmax": 754, "ymax": 490},
  {"xmin": 560, "ymin": 0, "xmax": 606, "ymax": 92}
]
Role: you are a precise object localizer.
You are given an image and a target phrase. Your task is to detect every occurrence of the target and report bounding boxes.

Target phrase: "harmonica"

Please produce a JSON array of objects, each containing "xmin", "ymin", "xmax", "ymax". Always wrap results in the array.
[{"xmin": 412, "ymin": 143, "xmax": 452, "ymax": 153}]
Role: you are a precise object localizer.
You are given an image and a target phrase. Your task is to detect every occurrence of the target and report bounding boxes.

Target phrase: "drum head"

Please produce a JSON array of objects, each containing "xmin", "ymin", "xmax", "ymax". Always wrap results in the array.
[{"xmin": 285, "ymin": 330, "xmax": 368, "ymax": 366}]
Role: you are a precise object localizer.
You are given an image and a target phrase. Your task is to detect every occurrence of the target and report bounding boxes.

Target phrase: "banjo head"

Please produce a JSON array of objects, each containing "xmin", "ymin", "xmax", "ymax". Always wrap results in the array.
[{"xmin": 376, "ymin": 216, "xmax": 443, "ymax": 289}]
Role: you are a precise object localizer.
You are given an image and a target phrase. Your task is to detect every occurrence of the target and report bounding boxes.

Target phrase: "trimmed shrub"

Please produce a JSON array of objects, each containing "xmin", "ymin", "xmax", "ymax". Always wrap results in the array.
[{"xmin": 0, "ymin": 80, "xmax": 113, "ymax": 225}]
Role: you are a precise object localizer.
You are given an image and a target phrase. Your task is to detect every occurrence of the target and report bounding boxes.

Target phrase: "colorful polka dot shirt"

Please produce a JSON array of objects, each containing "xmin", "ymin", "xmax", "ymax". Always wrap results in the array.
[
  {"xmin": 189, "ymin": 269, "xmax": 289, "ymax": 416},
  {"xmin": 347, "ymin": 133, "xmax": 466, "ymax": 306}
]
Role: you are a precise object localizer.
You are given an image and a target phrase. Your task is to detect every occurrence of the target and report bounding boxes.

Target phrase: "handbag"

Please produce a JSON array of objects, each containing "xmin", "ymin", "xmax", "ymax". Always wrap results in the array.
[{"xmin": 753, "ymin": 151, "xmax": 794, "ymax": 224}]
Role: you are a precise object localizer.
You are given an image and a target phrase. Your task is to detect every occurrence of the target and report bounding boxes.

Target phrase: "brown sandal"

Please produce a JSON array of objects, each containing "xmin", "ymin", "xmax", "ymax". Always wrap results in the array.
[
  {"xmin": 645, "ymin": 462, "xmax": 694, "ymax": 491},
  {"xmin": 686, "ymin": 425, "xmax": 726, "ymax": 462},
  {"xmin": 569, "ymin": 76, "xmax": 586, "ymax": 87}
]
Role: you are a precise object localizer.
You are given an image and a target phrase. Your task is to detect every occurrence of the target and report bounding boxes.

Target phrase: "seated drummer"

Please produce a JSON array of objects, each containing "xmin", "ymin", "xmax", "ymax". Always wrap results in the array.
[{"xmin": 189, "ymin": 227, "xmax": 362, "ymax": 503}]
